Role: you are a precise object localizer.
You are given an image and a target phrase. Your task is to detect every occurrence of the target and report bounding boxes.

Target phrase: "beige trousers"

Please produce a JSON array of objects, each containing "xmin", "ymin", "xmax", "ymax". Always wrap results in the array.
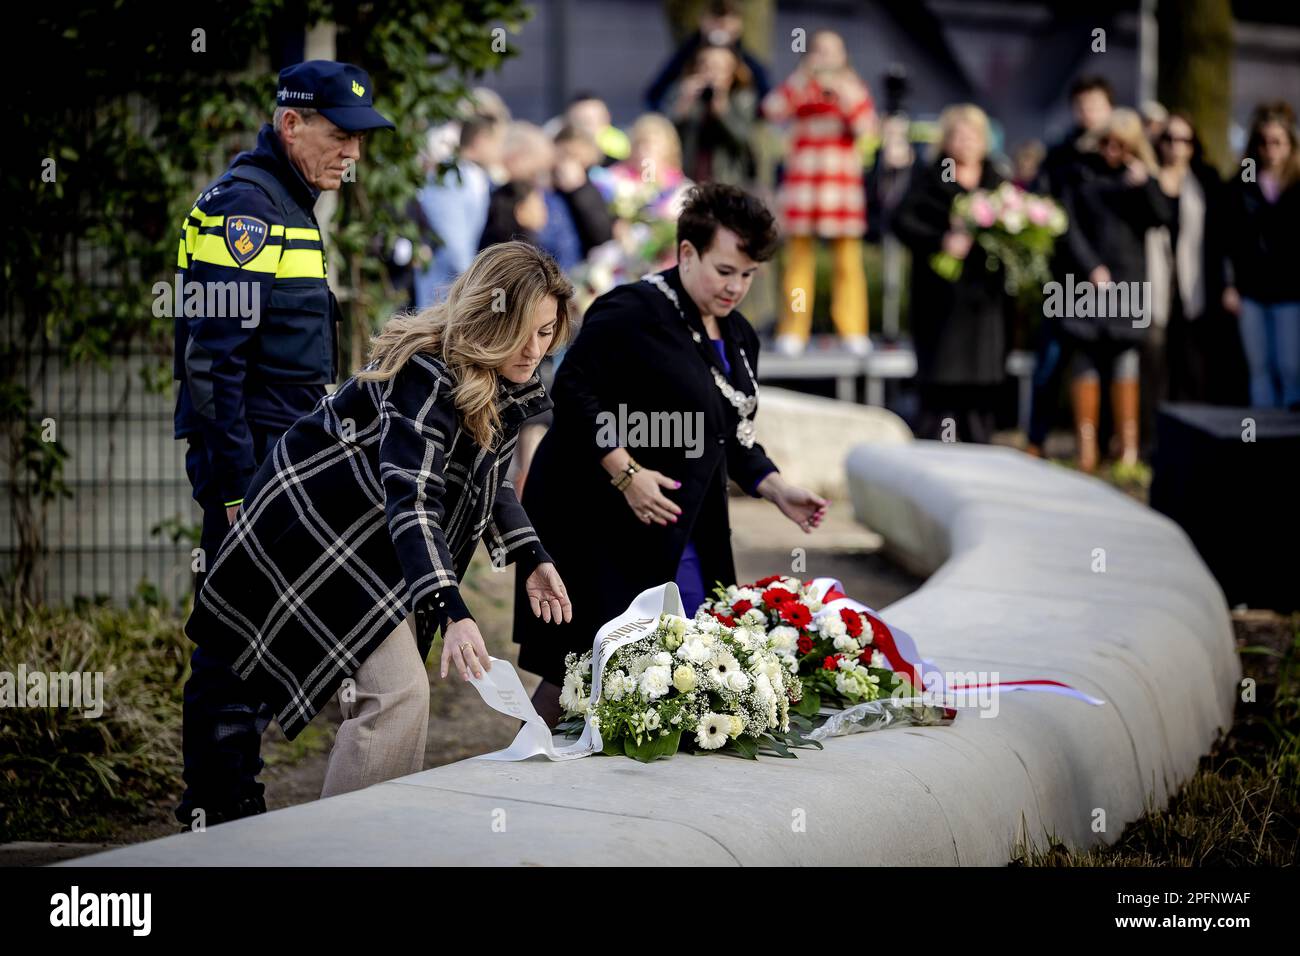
[{"xmin": 320, "ymin": 614, "xmax": 430, "ymax": 798}]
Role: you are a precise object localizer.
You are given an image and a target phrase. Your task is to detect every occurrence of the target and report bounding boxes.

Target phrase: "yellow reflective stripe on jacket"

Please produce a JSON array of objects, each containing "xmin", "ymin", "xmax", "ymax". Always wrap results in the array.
[
  {"xmin": 276, "ymin": 248, "xmax": 327, "ymax": 278},
  {"xmin": 284, "ymin": 227, "xmax": 321, "ymax": 242},
  {"xmin": 190, "ymin": 232, "xmax": 281, "ymax": 274}
]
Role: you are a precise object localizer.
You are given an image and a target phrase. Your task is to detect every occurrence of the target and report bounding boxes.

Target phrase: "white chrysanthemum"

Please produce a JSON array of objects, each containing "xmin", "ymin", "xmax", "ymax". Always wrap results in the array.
[
  {"xmin": 731, "ymin": 627, "xmax": 755, "ymax": 650},
  {"xmin": 737, "ymin": 587, "xmax": 763, "ymax": 604},
  {"xmin": 559, "ymin": 670, "xmax": 589, "ymax": 715},
  {"xmin": 741, "ymin": 608, "xmax": 767, "ymax": 628},
  {"xmin": 644, "ymin": 709, "xmax": 661, "ymax": 731},
  {"xmin": 696, "ymin": 617, "xmax": 722, "ymax": 636},
  {"xmin": 781, "ymin": 576, "xmax": 803, "ymax": 592},
  {"xmin": 821, "ymin": 614, "xmax": 847, "ymax": 638},
  {"xmin": 833, "ymin": 633, "xmax": 861, "ymax": 655},
  {"xmin": 695, "ymin": 713, "xmax": 729, "ymax": 749},
  {"xmin": 768, "ymin": 625, "xmax": 798, "ymax": 654},
  {"xmin": 871, "ymin": 650, "xmax": 885, "ymax": 668},
  {"xmin": 639, "ymin": 664, "xmax": 672, "ymax": 700},
  {"xmin": 605, "ymin": 669, "xmax": 630, "ymax": 701},
  {"xmin": 653, "ymin": 651, "xmax": 673, "ymax": 668}
]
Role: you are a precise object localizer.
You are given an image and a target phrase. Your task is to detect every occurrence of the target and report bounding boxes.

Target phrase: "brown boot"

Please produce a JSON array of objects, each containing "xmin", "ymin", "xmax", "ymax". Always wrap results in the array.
[
  {"xmin": 1070, "ymin": 377, "xmax": 1101, "ymax": 473},
  {"xmin": 1111, "ymin": 378, "xmax": 1140, "ymax": 467},
  {"xmin": 1024, "ymin": 443, "xmax": 1044, "ymax": 459}
]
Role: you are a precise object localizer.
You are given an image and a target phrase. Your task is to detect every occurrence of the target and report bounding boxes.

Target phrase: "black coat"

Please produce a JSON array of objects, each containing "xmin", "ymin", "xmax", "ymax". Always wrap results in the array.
[
  {"xmin": 186, "ymin": 352, "xmax": 552, "ymax": 740},
  {"xmin": 892, "ymin": 158, "xmax": 1010, "ymax": 385},
  {"xmin": 1060, "ymin": 159, "xmax": 1174, "ymax": 343},
  {"xmin": 1223, "ymin": 174, "xmax": 1300, "ymax": 304},
  {"xmin": 512, "ymin": 267, "xmax": 779, "ymax": 685}
]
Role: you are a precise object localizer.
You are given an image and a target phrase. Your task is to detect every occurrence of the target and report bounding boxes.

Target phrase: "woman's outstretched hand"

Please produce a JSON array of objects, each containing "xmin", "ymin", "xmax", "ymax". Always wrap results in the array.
[
  {"xmin": 526, "ymin": 561, "xmax": 573, "ymax": 625},
  {"xmin": 757, "ymin": 472, "xmax": 829, "ymax": 534},
  {"xmin": 440, "ymin": 617, "xmax": 492, "ymax": 681}
]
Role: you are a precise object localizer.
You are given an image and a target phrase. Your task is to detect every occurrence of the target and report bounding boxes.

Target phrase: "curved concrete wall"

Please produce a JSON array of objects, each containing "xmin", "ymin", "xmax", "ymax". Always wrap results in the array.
[
  {"xmin": 755, "ymin": 386, "xmax": 912, "ymax": 499},
  {"xmin": 66, "ymin": 441, "xmax": 1238, "ymax": 866}
]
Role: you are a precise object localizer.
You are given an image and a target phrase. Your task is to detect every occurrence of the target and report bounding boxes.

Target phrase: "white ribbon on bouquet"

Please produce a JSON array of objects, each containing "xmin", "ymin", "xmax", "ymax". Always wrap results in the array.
[{"xmin": 467, "ymin": 582, "xmax": 684, "ymax": 761}]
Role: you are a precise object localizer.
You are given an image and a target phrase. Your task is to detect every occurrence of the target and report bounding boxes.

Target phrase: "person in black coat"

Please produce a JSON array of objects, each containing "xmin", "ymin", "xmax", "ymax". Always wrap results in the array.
[
  {"xmin": 1222, "ymin": 102, "xmax": 1300, "ymax": 409},
  {"xmin": 513, "ymin": 184, "xmax": 829, "ymax": 726},
  {"xmin": 1025, "ymin": 75, "xmax": 1115, "ymax": 458},
  {"xmin": 892, "ymin": 104, "xmax": 1009, "ymax": 444},
  {"xmin": 1058, "ymin": 108, "xmax": 1174, "ymax": 471},
  {"xmin": 1145, "ymin": 111, "xmax": 1244, "ymax": 428},
  {"xmin": 185, "ymin": 242, "xmax": 574, "ymax": 802}
]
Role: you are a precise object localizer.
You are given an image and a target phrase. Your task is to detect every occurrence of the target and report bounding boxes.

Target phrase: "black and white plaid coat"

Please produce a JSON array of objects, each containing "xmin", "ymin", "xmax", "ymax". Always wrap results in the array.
[{"xmin": 184, "ymin": 351, "xmax": 553, "ymax": 740}]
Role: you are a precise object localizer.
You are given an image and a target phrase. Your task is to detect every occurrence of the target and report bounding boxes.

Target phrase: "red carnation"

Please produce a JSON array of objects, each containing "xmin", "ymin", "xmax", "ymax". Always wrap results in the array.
[
  {"xmin": 780, "ymin": 602, "xmax": 812, "ymax": 629},
  {"xmin": 714, "ymin": 611, "xmax": 736, "ymax": 627},
  {"xmin": 796, "ymin": 635, "xmax": 814, "ymax": 654},
  {"xmin": 822, "ymin": 654, "xmax": 841, "ymax": 671},
  {"xmin": 732, "ymin": 599, "xmax": 753, "ymax": 615},
  {"xmin": 755, "ymin": 574, "xmax": 782, "ymax": 587}
]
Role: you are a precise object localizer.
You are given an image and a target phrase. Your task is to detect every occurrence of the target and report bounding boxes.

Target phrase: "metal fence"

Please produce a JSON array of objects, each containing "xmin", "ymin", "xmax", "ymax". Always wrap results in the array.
[{"xmin": 2, "ymin": 325, "xmax": 200, "ymax": 610}]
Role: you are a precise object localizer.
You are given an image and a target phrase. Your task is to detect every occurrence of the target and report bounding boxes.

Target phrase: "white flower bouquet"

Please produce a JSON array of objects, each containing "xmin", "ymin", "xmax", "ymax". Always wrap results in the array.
[{"xmin": 557, "ymin": 611, "xmax": 819, "ymax": 762}]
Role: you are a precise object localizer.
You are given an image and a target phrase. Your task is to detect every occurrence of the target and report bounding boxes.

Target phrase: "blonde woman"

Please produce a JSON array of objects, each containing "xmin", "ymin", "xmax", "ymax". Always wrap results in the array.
[
  {"xmin": 183, "ymin": 241, "xmax": 574, "ymax": 808},
  {"xmin": 1060, "ymin": 107, "xmax": 1173, "ymax": 471}
]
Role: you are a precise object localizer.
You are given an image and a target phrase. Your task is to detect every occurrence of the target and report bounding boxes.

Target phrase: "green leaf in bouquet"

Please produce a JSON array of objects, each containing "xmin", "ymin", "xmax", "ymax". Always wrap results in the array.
[
  {"xmin": 726, "ymin": 735, "xmax": 760, "ymax": 760},
  {"xmin": 622, "ymin": 728, "xmax": 682, "ymax": 762},
  {"xmin": 601, "ymin": 733, "xmax": 625, "ymax": 756},
  {"xmin": 787, "ymin": 712, "xmax": 816, "ymax": 733},
  {"xmin": 555, "ymin": 716, "xmax": 585, "ymax": 738},
  {"xmin": 793, "ymin": 689, "xmax": 822, "ymax": 717}
]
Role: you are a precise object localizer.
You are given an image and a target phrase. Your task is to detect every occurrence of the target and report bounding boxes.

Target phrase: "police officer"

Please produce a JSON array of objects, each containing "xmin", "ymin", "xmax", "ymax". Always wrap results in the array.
[{"xmin": 173, "ymin": 61, "xmax": 394, "ymax": 828}]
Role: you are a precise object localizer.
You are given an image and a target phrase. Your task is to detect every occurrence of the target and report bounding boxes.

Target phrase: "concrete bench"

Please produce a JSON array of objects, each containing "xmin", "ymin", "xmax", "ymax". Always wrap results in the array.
[{"xmin": 65, "ymin": 442, "xmax": 1237, "ymax": 866}]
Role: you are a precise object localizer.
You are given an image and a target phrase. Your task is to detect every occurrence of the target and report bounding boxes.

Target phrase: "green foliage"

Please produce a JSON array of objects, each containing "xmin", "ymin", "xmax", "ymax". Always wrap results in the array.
[
  {"xmin": 1012, "ymin": 613, "xmax": 1299, "ymax": 866},
  {"xmin": 6, "ymin": 0, "xmax": 526, "ymax": 608},
  {"xmin": 0, "ymin": 601, "xmax": 191, "ymax": 841}
]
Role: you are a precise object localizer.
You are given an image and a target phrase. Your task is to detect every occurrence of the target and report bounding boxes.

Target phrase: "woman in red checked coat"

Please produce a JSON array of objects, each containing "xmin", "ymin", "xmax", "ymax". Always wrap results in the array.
[{"xmin": 763, "ymin": 29, "xmax": 877, "ymax": 356}]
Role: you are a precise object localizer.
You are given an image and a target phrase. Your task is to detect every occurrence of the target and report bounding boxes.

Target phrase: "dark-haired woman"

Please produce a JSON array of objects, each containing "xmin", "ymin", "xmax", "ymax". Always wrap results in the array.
[
  {"xmin": 514, "ymin": 184, "xmax": 829, "ymax": 725},
  {"xmin": 1224, "ymin": 102, "xmax": 1300, "ymax": 409}
]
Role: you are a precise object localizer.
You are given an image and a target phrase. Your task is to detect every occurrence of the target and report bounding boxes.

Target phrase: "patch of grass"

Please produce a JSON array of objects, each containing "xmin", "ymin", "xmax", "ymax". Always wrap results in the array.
[
  {"xmin": 0, "ymin": 597, "xmax": 190, "ymax": 842},
  {"xmin": 263, "ymin": 721, "xmax": 333, "ymax": 768},
  {"xmin": 1011, "ymin": 611, "xmax": 1300, "ymax": 866}
]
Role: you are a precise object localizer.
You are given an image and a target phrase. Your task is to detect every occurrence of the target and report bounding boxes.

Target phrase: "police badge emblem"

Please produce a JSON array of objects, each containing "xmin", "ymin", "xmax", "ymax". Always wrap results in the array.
[{"xmin": 224, "ymin": 215, "xmax": 269, "ymax": 266}]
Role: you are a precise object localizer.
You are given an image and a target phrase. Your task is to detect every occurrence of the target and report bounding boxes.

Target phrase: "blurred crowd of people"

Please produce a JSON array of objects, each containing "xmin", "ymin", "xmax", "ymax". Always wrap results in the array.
[{"xmin": 386, "ymin": 0, "xmax": 1300, "ymax": 471}]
